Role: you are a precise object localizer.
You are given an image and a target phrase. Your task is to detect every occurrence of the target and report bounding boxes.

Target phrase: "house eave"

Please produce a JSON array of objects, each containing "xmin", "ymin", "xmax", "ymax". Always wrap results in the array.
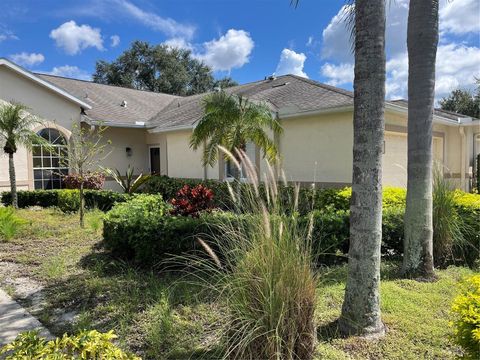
[
  {"xmin": 148, "ymin": 124, "xmax": 195, "ymax": 134},
  {"xmin": 0, "ymin": 58, "xmax": 92, "ymax": 110}
]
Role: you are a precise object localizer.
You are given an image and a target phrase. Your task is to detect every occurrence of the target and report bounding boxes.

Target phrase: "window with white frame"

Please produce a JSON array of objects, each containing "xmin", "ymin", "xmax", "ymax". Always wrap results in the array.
[{"xmin": 32, "ymin": 128, "xmax": 69, "ymax": 190}]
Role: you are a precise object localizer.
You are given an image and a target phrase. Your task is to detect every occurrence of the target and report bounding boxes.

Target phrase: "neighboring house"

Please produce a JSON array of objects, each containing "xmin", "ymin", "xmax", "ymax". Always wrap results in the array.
[{"xmin": 0, "ymin": 58, "xmax": 479, "ymax": 192}]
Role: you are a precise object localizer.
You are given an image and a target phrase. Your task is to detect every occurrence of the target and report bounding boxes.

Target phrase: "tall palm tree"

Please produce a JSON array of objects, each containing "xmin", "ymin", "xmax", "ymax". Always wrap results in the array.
[
  {"xmin": 402, "ymin": 0, "xmax": 439, "ymax": 279},
  {"xmin": 190, "ymin": 91, "xmax": 282, "ymax": 178},
  {"xmin": 0, "ymin": 102, "xmax": 47, "ymax": 208},
  {"xmin": 338, "ymin": 0, "xmax": 386, "ymax": 337}
]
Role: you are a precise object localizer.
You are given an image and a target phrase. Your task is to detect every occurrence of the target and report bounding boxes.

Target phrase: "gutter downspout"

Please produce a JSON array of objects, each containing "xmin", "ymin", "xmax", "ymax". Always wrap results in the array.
[{"xmin": 459, "ymin": 126, "xmax": 466, "ymax": 191}]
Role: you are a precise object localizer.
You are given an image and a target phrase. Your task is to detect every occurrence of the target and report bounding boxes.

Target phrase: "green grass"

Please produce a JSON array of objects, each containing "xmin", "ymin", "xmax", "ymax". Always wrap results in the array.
[{"xmin": 0, "ymin": 208, "xmax": 476, "ymax": 359}]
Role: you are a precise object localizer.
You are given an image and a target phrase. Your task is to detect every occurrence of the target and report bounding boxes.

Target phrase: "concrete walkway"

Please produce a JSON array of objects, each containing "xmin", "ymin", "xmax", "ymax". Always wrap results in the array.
[{"xmin": 0, "ymin": 289, "xmax": 52, "ymax": 347}]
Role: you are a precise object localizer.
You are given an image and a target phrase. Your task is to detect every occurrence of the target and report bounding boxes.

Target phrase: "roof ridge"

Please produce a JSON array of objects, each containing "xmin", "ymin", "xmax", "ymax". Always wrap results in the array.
[
  {"xmin": 36, "ymin": 72, "xmax": 181, "ymax": 98},
  {"xmin": 286, "ymin": 74, "xmax": 354, "ymax": 98}
]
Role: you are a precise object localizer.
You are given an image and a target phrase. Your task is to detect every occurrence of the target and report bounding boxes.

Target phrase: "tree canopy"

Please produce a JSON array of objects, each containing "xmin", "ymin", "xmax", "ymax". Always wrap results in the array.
[
  {"xmin": 439, "ymin": 82, "xmax": 480, "ymax": 119},
  {"xmin": 93, "ymin": 41, "xmax": 237, "ymax": 96}
]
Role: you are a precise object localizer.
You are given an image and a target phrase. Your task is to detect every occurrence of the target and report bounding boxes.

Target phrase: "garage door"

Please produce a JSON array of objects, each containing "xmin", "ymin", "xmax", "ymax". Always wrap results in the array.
[
  {"xmin": 383, "ymin": 132, "xmax": 445, "ymax": 188},
  {"xmin": 383, "ymin": 133, "xmax": 408, "ymax": 187}
]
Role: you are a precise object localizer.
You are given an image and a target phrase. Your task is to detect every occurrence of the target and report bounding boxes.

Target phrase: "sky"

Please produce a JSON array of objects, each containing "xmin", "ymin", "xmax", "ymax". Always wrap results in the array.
[{"xmin": 0, "ymin": 0, "xmax": 479, "ymax": 102}]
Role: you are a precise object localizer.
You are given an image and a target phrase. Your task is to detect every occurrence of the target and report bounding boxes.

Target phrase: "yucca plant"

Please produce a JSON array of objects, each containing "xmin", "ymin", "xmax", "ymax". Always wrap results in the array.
[
  {"xmin": 104, "ymin": 165, "xmax": 151, "ymax": 194},
  {"xmin": 176, "ymin": 147, "xmax": 318, "ymax": 360}
]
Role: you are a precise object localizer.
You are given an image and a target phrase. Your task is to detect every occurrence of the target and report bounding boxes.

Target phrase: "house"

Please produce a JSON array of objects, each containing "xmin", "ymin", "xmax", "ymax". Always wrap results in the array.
[{"xmin": 0, "ymin": 58, "xmax": 479, "ymax": 192}]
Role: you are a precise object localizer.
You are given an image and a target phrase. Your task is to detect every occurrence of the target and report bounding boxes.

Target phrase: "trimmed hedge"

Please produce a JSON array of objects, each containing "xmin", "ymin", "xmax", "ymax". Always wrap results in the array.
[
  {"xmin": 103, "ymin": 194, "xmax": 240, "ymax": 266},
  {"xmin": 103, "ymin": 193, "xmax": 407, "ymax": 267},
  {"xmin": 1, "ymin": 190, "xmax": 128, "ymax": 212},
  {"xmin": 143, "ymin": 175, "xmax": 409, "ymax": 214}
]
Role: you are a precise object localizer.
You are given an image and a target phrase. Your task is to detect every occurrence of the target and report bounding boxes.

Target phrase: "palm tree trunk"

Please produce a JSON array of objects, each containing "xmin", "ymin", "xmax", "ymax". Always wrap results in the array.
[
  {"xmin": 338, "ymin": 0, "xmax": 386, "ymax": 337},
  {"xmin": 8, "ymin": 153, "xmax": 18, "ymax": 209},
  {"xmin": 402, "ymin": 0, "xmax": 438, "ymax": 279}
]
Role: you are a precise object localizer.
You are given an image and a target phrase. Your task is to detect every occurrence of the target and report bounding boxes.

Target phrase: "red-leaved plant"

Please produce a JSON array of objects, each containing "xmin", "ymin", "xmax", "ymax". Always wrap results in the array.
[
  {"xmin": 170, "ymin": 184, "xmax": 214, "ymax": 217},
  {"xmin": 63, "ymin": 172, "xmax": 105, "ymax": 190}
]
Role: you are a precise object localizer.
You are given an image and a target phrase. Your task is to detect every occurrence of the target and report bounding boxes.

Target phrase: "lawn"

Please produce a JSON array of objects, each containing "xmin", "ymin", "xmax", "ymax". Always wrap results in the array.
[{"xmin": 0, "ymin": 208, "xmax": 475, "ymax": 359}]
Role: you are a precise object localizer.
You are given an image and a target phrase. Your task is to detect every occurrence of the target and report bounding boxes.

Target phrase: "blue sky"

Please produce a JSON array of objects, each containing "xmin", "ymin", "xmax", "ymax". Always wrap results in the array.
[{"xmin": 1, "ymin": 0, "xmax": 479, "ymax": 101}]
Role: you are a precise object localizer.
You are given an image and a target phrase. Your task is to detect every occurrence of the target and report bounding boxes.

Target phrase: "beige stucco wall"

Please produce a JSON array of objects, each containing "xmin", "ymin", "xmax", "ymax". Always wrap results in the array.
[
  {"xmin": 165, "ymin": 130, "xmax": 204, "ymax": 179},
  {"xmin": 0, "ymin": 66, "xmax": 83, "ymax": 191},
  {"xmin": 275, "ymin": 111, "xmax": 353, "ymax": 185}
]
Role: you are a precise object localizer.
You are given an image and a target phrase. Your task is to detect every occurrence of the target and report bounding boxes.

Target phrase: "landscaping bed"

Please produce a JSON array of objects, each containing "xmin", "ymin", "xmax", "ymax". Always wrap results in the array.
[{"xmin": 0, "ymin": 208, "xmax": 477, "ymax": 359}]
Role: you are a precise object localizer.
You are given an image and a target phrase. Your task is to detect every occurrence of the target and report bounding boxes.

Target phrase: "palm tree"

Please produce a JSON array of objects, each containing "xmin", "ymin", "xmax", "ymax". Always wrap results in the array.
[
  {"xmin": 402, "ymin": 0, "xmax": 439, "ymax": 279},
  {"xmin": 190, "ymin": 91, "xmax": 282, "ymax": 178},
  {"xmin": 0, "ymin": 102, "xmax": 47, "ymax": 208},
  {"xmin": 338, "ymin": 0, "xmax": 386, "ymax": 337}
]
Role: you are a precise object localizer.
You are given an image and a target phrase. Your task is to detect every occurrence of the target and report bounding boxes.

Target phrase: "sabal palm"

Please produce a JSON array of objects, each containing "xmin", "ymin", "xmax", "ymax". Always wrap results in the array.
[
  {"xmin": 0, "ymin": 102, "xmax": 46, "ymax": 208},
  {"xmin": 190, "ymin": 91, "xmax": 282, "ymax": 171}
]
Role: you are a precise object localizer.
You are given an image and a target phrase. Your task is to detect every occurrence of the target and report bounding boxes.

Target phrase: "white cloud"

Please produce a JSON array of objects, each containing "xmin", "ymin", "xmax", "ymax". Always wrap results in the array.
[
  {"xmin": 50, "ymin": 21, "xmax": 104, "ymax": 55},
  {"xmin": 306, "ymin": 36, "xmax": 314, "ymax": 47},
  {"xmin": 320, "ymin": 62, "xmax": 353, "ymax": 86},
  {"xmin": 321, "ymin": 1, "xmax": 409, "ymax": 62},
  {"xmin": 275, "ymin": 48, "xmax": 308, "ymax": 78},
  {"xmin": 440, "ymin": 0, "xmax": 480, "ymax": 35},
  {"xmin": 0, "ymin": 31, "xmax": 18, "ymax": 43},
  {"xmin": 110, "ymin": 35, "xmax": 120, "ymax": 47},
  {"xmin": 197, "ymin": 29, "xmax": 254, "ymax": 72},
  {"xmin": 320, "ymin": 0, "xmax": 480, "ymax": 103},
  {"xmin": 9, "ymin": 52, "xmax": 45, "ymax": 66},
  {"xmin": 113, "ymin": 0, "xmax": 195, "ymax": 39},
  {"xmin": 321, "ymin": 4, "xmax": 353, "ymax": 62},
  {"xmin": 386, "ymin": 44, "xmax": 480, "ymax": 101},
  {"xmin": 163, "ymin": 37, "xmax": 193, "ymax": 51},
  {"xmin": 45, "ymin": 65, "xmax": 91, "ymax": 81}
]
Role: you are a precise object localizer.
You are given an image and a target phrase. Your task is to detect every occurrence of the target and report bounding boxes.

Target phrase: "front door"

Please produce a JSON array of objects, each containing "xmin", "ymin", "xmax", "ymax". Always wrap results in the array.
[{"xmin": 150, "ymin": 147, "xmax": 160, "ymax": 175}]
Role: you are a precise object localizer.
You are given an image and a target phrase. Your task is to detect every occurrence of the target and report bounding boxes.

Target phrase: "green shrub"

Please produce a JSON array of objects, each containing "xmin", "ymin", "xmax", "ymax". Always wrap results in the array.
[
  {"xmin": 1, "ymin": 190, "xmax": 59, "ymax": 208},
  {"xmin": 306, "ymin": 210, "xmax": 350, "ymax": 263},
  {"xmin": 453, "ymin": 190, "xmax": 480, "ymax": 267},
  {"xmin": 143, "ymin": 175, "xmax": 233, "ymax": 209},
  {"xmin": 83, "ymin": 190, "xmax": 129, "ymax": 211},
  {"xmin": 0, "ymin": 330, "xmax": 139, "ymax": 359},
  {"xmin": 0, "ymin": 207, "xmax": 25, "ymax": 241},
  {"xmin": 450, "ymin": 275, "xmax": 480, "ymax": 359},
  {"xmin": 103, "ymin": 193, "xmax": 253, "ymax": 266},
  {"xmin": 58, "ymin": 189, "xmax": 80, "ymax": 213},
  {"xmin": 1, "ymin": 190, "xmax": 128, "ymax": 212}
]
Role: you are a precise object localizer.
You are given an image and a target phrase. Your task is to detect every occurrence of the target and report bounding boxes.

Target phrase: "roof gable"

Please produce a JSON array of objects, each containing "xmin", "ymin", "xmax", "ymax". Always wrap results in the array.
[
  {"xmin": 0, "ymin": 58, "xmax": 91, "ymax": 110},
  {"xmin": 37, "ymin": 73, "xmax": 180, "ymax": 126}
]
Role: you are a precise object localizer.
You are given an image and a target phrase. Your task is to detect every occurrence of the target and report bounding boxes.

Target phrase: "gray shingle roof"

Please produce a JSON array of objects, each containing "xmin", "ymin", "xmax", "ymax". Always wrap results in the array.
[
  {"xmin": 389, "ymin": 99, "xmax": 475, "ymax": 122},
  {"xmin": 33, "ymin": 72, "xmax": 473, "ymax": 131},
  {"xmin": 148, "ymin": 75, "xmax": 355, "ymax": 131},
  {"xmin": 36, "ymin": 73, "xmax": 180, "ymax": 125}
]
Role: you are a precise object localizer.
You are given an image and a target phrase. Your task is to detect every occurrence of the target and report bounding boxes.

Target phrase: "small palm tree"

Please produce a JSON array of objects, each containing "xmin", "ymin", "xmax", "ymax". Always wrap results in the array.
[
  {"xmin": 0, "ymin": 102, "xmax": 47, "ymax": 208},
  {"xmin": 190, "ymin": 91, "xmax": 282, "ymax": 178}
]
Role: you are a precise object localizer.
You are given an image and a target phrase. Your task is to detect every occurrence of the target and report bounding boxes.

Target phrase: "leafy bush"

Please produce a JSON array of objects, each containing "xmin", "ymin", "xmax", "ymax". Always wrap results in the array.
[
  {"xmin": 1, "ymin": 190, "xmax": 128, "ymax": 212},
  {"xmin": 450, "ymin": 275, "xmax": 480, "ymax": 359},
  {"xmin": 143, "ymin": 175, "xmax": 232, "ymax": 209},
  {"xmin": 0, "ymin": 207, "xmax": 24, "ymax": 241},
  {"xmin": 170, "ymin": 184, "xmax": 215, "ymax": 217},
  {"xmin": 58, "ymin": 189, "xmax": 81, "ymax": 213},
  {"xmin": 1, "ymin": 190, "xmax": 59, "ymax": 208},
  {"xmin": 453, "ymin": 190, "xmax": 480, "ymax": 266},
  {"xmin": 103, "ymin": 194, "xmax": 171, "ymax": 262},
  {"xmin": 0, "ymin": 330, "xmax": 139, "ymax": 359},
  {"xmin": 63, "ymin": 171, "xmax": 105, "ymax": 190}
]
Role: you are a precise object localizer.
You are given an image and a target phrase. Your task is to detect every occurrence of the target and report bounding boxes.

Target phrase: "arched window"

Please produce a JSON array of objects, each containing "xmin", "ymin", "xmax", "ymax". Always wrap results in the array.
[{"xmin": 32, "ymin": 128, "xmax": 69, "ymax": 190}]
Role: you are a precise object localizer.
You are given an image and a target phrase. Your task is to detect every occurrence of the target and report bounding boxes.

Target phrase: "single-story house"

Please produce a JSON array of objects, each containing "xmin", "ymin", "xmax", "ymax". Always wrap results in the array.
[{"xmin": 0, "ymin": 58, "xmax": 479, "ymax": 192}]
